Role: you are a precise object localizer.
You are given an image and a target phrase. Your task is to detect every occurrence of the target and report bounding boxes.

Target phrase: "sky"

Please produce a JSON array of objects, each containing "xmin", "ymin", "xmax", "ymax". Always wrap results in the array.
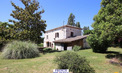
[{"xmin": 0, "ymin": 0, "xmax": 101, "ymax": 31}]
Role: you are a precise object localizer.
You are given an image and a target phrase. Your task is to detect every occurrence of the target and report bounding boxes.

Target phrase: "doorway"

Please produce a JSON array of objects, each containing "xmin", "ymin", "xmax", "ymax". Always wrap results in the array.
[{"xmin": 64, "ymin": 44, "xmax": 67, "ymax": 50}]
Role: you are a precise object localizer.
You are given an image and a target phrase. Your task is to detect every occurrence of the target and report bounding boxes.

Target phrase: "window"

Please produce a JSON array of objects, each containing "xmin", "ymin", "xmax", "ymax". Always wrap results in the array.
[
  {"xmin": 71, "ymin": 32, "xmax": 74, "ymax": 37},
  {"xmin": 47, "ymin": 35, "xmax": 48, "ymax": 39},
  {"xmin": 55, "ymin": 32, "xmax": 59, "ymax": 38}
]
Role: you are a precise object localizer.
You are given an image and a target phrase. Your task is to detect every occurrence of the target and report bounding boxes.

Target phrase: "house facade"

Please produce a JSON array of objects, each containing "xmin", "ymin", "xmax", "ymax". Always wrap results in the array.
[{"xmin": 44, "ymin": 25, "xmax": 90, "ymax": 51}]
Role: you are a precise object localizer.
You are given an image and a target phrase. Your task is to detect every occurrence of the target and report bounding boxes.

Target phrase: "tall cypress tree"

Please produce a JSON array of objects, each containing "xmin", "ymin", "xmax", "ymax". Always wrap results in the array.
[
  {"xmin": 67, "ymin": 13, "xmax": 81, "ymax": 28},
  {"xmin": 9, "ymin": 0, "xmax": 46, "ymax": 44},
  {"xmin": 67, "ymin": 13, "xmax": 75, "ymax": 26},
  {"xmin": 76, "ymin": 22, "xmax": 80, "ymax": 28}
]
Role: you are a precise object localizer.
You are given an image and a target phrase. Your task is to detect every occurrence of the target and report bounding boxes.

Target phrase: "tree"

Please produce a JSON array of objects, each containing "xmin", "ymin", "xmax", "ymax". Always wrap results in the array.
[
  {"xmin": 83, "ymin": 30, "xmax": 93, "ymax": 35},
  {"xmin": 9, "ymin": 0, "xmax": 47, "ymax": 44},
  {"xmin": 67, "ymin": 13, "xmax": 81, "ymax": 28},
  {"xmin": 83, "ymin": 26, "xmax": 92, "ymax": 35},
  {"xmin": 76, "ymin": 22, "xmax": 80, "ymax": 28},
  {"xmin": 67, "ymin": 13, "xmax": 75, "ymax": 26},
  {"xmin": 83, "ymin": 26, "xmax": 89, "ymax": 31},
  {"xmin": 87, "ymin": 0, "xmax": 122, "ymax": 52},
  {"xmin": 0, "ymin": 22, "xmax": 14, "ymax": 51},
  {"xmin": 0, "ymin": 21, "xmax": 2, "ymax": 24}
]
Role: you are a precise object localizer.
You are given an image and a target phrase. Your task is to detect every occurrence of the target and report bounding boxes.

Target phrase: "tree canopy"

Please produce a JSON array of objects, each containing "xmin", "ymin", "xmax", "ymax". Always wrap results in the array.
[
  {"xmin": 0, "ymin": 22, "xmax": 14, "ymax": 49},
  {"xmin": 67, "ymin": 13, "xmax": 81, "ymax": 28},
  {"xmin": 83, "ymin": 26, "xmax": 92, "ymax": 35},
  {"xmin": 9, "ymin": 0, "xmax": 47, "ymax": 44},
  {"xmin": 87, "ymin": 0, "xmax": 122, "ymax": 52},
  {"xmin": 67, "ymin": 13, "xmax": 75, "ymax": 26},
  {"xmin": 76, "ymin": 22, "xmax": 80, "ymax": 28}
]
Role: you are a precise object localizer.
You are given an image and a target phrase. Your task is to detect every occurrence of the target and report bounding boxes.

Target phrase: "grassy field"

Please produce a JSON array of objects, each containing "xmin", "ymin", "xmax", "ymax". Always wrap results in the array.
[{"xmin": 0, "ymin": 47, "xmax": 122, "ymax": 73}]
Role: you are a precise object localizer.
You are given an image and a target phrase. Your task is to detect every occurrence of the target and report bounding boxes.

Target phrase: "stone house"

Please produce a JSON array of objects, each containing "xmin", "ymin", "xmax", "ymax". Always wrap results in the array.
[{"xmin": 44, "ymin": 25, "xmax": 90, "ymax": 51}]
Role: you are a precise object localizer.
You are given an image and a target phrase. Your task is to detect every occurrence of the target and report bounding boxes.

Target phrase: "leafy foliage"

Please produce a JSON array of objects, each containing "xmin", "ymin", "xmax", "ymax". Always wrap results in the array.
[
  {"xmin": 67, "ymin": 13, "xmax": 81, "ymax": 28},
  {"xmin": 87, "ymin": 34, "xmax": 109, "ymax": 52},
  {"xmin": 0, "ymin": 22, "xmax": 14, "ymax": 51},
  {"xmin": 43, "ymin": 48, "xmax": 52, "ymax": 53},
  {"xmin": 83, "ymin": 26, "xmax": 92, "ymax": 35},
  {"xmin": 73, "ymin": 45, "xmax": 81, "ymax": 51},
  {"xmin": 43, "ymin": 48, "xmax": 60, "ymax": 54},
  {"xmin": 38, "ymin": 43, "xmax": 43, "ymax": 47},
  {"xmin": 67, "ymin": 13, "xmax": 75, "ymax": 26},
  {"xmin": 87, "ymin": 0, "xmax": 122, "ymax": 52},
  {"xmin": 76, "ymin": 22, "xmax": 80, "ymax": 28},
  {"xmin": 83, "ymin": 30, "xmax": 93, "ymax": 35},
  {"xmin": 1, "ymin": 41, "xmax": 40, "ymax": 59},
  {"xmin": 83, "ymin": 26, "xmax": 89, "ymax": 32},
  {"xmin": 0, "ymin": 21, "xmax": 2, "ymax": 24},
  {"xmin": 54, "ymin": 51, "xmax": 95, "ymax": 73},
  {"xmin": 9, "ymin": 0, "xmax": 47, "ymax": 44}
]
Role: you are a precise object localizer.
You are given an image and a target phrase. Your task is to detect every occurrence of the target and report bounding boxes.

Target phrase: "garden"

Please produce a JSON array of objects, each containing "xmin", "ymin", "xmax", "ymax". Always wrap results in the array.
[
  {"xmin": 0, "ymin": 46, "xmax": 122, "ymax": 73},
  {"xmin": 0, "ymin": 0, "xmax": 122, "ymax": 73}
]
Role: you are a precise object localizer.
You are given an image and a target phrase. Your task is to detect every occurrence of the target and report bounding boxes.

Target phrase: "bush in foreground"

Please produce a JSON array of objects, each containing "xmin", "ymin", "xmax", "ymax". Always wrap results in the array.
[
  {"xmin": 54, "ymin": 51, "xmax": 95, "ymax": 73},
  {"xmin": 1, "ymin": 41, "xmax": 40, "ymax": 59},
  {"xmin": 73, "ymin": 45, "xmax": 81, "ymax": 51}
]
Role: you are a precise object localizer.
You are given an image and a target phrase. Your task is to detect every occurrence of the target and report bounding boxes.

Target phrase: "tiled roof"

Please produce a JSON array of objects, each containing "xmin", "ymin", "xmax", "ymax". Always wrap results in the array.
[{"xmin": 53, "ymin": 35, "xmax": 89, "ymax": 43}]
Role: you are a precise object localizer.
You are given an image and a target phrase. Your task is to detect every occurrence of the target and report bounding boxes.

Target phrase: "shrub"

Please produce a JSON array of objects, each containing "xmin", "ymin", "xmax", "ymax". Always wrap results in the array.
[
  {"xmin": 38, "ymin": 43, "xmax": 43, "ymax": 47},
  {"xmin": 43, "ymin": 48, "xmax": 52, "ymax": 53},
  {"xmin": 54, "ymin": 51, "xmax": 95, "ymax": 73},
  {"xmin": 87, "ymin": 34, "xmax": 109, "ymax": 53},
  {"xmin": 73, "ymin": 45, "xmax": 81, "ymax": 51},
  {"xmin": 1, "ymin": 41, "xmax": 40, "ymax": 59}
]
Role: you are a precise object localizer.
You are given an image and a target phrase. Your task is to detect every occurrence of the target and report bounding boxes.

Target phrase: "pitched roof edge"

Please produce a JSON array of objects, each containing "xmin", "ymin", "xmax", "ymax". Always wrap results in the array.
[{"xmin": 45, "ymin": 25, "xmax": 82, "ymax": 33}]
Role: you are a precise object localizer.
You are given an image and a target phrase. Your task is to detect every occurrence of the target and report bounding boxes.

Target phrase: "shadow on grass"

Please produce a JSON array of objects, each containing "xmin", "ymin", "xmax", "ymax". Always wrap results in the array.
[
  {"xmin": 80, "ymin": 48, "xmax": 91, "ymax": 50},
  {"xmin": 105, "ymin": 51, "xmax": 122, "ymax": 59},
  {"xmin": 105, "ymin": 51, "xmax": 122, "ymax": 66},
  {"xmin": 104, "ymin": 51, "xmax": 122, "ymax": 66},
  {"xmin": 43, "ymin": 49, "xmax": 61, "ymax": 54}
]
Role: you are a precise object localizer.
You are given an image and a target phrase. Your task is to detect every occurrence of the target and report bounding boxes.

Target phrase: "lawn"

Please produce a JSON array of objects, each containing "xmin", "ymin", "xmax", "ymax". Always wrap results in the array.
[{"xmin": 0, "ymin": 47, "xmax": 122, "ymax": 73}]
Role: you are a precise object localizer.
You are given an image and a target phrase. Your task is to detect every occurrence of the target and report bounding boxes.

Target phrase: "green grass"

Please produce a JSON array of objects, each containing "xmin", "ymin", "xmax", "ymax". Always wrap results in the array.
[{"xmin": 0, "ymin": 47, "xmax": 122, "ymax": 73}]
